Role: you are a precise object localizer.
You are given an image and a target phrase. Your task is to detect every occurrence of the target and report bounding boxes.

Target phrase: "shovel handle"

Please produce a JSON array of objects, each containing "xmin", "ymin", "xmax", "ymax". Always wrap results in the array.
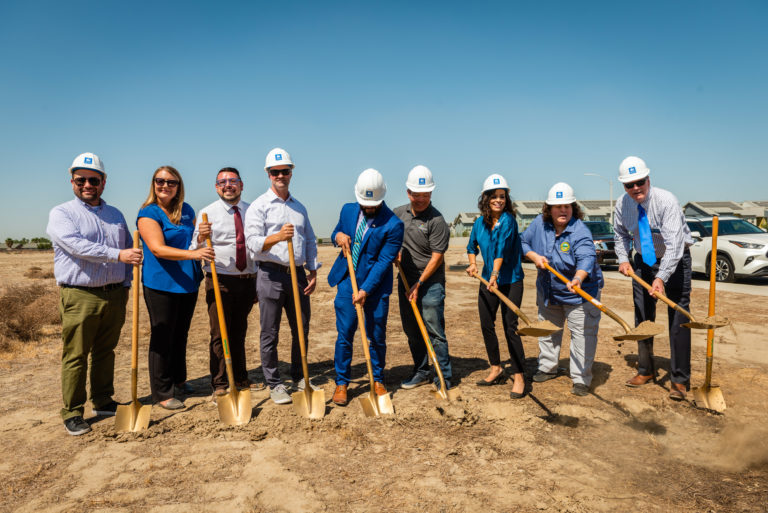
[
  {"xmin": 471, "ymin": 272, "xmax": 533, "ymax": 325},
  {"xmin": 131, "ymin": 231, "xmax": 140, "ymax": 401},
  {"xmin": 345, "ymin": 249, "xmax": 377, "ymax": 394},
  {"xmin": 202, "ymin": 214, "xmax": 237, "ymax": 391},
  {"xmin": 543, "ymin": 262, "xmax": 632, "ymax": 333},
  {"xmin": 396, "ymin": 262, "xmax": 448, "ymax": 397},
  {"xmin": 286, "ymin": 239, "xmax": 312, "ymax": 394},
  {"xmin": 627, "ymin": 270, "xmax": 695, "ymax": 323},
  {"xmin": 705, "ymin": 216, "xmax": 719, "ymax": 384}
]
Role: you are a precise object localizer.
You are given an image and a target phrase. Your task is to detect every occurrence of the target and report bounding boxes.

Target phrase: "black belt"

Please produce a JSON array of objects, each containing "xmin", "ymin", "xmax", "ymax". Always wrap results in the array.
[
  {"xmin": 61, "ymin": 282, "xmax": 124, "ymax": 291},
  {"xmin": 260, "ymin": 262, "xmax": 302, "ymax": 274}
]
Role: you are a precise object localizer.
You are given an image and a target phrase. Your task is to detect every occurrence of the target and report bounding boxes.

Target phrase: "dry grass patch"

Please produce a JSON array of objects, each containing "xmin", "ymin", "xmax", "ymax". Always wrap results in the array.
[
  {"xmin": 0, "ymin": 283, "xmax": 60, "ymax": 349},
  {"xmin": 24, "ymin": 266, "xmax": 55, "ymax": 279}
]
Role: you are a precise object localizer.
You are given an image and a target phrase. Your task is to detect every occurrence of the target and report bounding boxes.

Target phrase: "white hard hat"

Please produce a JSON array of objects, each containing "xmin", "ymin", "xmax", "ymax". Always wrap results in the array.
[
  {"xmin": 482, "ymin": 173, "xmax": 509, "ymax": 193},
  {"xmin": 618, "ymin": 156, "xmax": 650, "ymax": 183},
  {"xmin": 264, "ymin": 147, "xmax": 294, "ymax": 171},
  {"xmin": 405, "ymin": 165, "xmax": 436, "ymax": 192},
  {"xmin": 354, "ymin": 168, "xmax": 387, "ymax": 207},
  {"xmin": 69, "ymin": 152, "xmax": 106, "ymax": 177},
  {"xmin": 546, "ymin": 182, "xmax": 577, "ymax": 205}
]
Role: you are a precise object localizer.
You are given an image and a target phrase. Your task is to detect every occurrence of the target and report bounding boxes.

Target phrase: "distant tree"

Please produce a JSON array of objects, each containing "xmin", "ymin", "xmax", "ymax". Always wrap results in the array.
[
  {"xmin": 4, "ymin": 238, "xmax": 13, "ymax": 249},
  {"xmin": 14, "ymin": 238, "xmax": 29, "ymax": 249},
  {"xmin": 31, "ymin": 237, "xmax": 52, "ymax": 249}
]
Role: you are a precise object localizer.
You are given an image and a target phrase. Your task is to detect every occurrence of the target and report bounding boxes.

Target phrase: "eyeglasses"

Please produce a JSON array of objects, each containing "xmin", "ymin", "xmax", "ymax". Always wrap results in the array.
[
  {"xmin": 216, "ymin": 178, "xmax": 242, "ymax": 187},
  {"xmin": 623, "ymin": 178, "xmax": 647, "ymax": 189},
  {"xmin": 154, "ymin": 178, "xmax": 180, "ymax": 188},
  {"xmin": 269, "ymin": 169, "xmax": 292, "ymax": 177},
  {"xmin": 72, "ymin": 176, "xmax": 102, "ymax": 187}
]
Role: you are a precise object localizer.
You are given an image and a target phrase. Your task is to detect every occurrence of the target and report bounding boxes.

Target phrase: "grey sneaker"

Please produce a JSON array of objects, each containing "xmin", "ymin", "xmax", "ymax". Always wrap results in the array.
[
  {"xmin": 295, "ymin": 378, "xmax": 319, "ymax": 391},
  {"xmin": 158, "ymin": 397, "xmax": 185, "ymax": 410},
  {"xmin": 270, "ymin": 384, "xmax": 292, "ymax": 405},
  {"xmin": 64, "ymin": 416, "xmax": 91, "ymax": 436},
  {"xmin": 571, "ymin": 383, "xmax": 590, "ymax": 396},
  {"xmin": 401, "ymin": 374, "xmax": 430, "ymax": 389}
]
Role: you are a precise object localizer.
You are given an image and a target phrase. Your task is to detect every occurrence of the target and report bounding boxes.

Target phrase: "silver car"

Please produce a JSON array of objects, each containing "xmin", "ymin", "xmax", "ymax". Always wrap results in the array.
[{"xmin": 686, "ymin": 216, "xmax": 768, "ymax": 282}]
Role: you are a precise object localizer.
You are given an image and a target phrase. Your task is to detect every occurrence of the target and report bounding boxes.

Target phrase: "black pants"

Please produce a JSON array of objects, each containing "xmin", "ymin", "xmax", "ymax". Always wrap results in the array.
[
  {"xmin": 205, "ymin": 274, "xmax": 256, "ymax": 391},
  {"xmin": 632, "ymin": 250, "xmax": 692, "ymax": 386},
  {"xmin": 143, "ymin": 286, "xmax": 198, "ymax": 402},
  {"xmin": 478, "ymin": 281, "xmax": 525, "ymax": 374}
]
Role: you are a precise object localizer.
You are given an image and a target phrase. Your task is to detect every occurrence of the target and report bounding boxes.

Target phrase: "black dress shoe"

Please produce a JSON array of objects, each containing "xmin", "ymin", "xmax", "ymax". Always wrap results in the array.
[
  {"xmin": 476, "ymin": 373, "xmax": 506, "ymax": 386},
  {"xmin": 509, "ymin": 390, "xmax": 527, "ymax": 399}
]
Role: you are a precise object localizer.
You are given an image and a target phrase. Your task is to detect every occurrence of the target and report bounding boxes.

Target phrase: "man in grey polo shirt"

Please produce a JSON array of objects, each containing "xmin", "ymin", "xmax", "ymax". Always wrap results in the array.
[{"xmin": 395, "ymin": 165, "xmax": 453, "ymax": 391}]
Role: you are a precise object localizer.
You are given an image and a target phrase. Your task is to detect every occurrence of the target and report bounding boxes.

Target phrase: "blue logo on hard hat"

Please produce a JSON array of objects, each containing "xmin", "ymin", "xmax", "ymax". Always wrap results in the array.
[
  {"xmin": 419, "ymin": 178, "xmax": 425, "ymax": 185},
  {"xmin": 628, "ymin": 166, "xmax": 636, "ymax": 174},
  {"xmin": 84, "ymin": 157, "xmax": 93, "ymax": 164},
  {"xmin": 493, "ymin": 178, "xmax": 500, "ymax": 185},
  {"xmin": 556, "ymin": 191, "xmax": 563, "ymax": 199},
  {"xmin": 275, "ymin": 154, "xmax": 282, "ymax": 161},
  {"xmin": 365, "ymin": 190, "xmax": 373, "ymax": 198}
]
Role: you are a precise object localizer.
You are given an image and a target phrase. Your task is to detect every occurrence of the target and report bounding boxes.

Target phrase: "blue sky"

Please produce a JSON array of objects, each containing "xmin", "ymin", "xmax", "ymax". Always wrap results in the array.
[{"xmin": 1, "ymin": 1, "xmax": 766, "ymax": 239}]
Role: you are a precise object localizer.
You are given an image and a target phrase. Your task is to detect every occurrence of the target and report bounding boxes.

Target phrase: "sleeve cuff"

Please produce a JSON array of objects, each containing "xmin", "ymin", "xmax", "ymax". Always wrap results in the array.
[{"xmin": 107, "ymin": 247, "xmax": 121, "ymax": 263}]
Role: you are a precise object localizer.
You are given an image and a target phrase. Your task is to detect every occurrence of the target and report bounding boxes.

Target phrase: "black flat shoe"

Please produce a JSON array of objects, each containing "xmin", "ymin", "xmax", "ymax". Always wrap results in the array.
[
  {"xmin": 476, "ymin": 373, "xmax": 506, "ymax": 386},
  {"xmin": 509, "ymin": 390, "xmax": 527, "ymax": 399}
]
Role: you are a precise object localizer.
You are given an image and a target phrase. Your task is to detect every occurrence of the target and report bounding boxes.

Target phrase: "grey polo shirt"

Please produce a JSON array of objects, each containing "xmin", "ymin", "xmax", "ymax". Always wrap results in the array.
[{"xmin": 393, "ymin": 203, "xmax": 450, "ymax": 285}]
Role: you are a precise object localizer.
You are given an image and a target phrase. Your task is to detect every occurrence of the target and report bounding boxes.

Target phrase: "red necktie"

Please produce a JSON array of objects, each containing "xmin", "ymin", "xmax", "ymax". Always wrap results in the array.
[{"xmin": 233, "ymin": 205, "xmax": 246, "ymax": 271}]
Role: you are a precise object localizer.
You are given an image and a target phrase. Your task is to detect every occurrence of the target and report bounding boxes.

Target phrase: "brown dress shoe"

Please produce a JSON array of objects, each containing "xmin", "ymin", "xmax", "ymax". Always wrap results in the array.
[
  {"xmin": 374, "ymin": 382, "xmax": 387, "ymax": 396},
  {"xmin": 332, "ymin": 385, "xmax": 348, "ymax": 406},
  {"xmin": 669, "ymin": 382, "xmax": 687, "ymax": 401},
  {"xmin": 625, "ymin": 374, "xmax": 655, "ymax": 387}
]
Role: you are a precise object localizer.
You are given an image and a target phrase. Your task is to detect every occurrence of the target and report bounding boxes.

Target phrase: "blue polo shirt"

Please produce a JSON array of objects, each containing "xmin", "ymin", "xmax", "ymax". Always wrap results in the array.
[
  {"xmin": 521, "ymin": 214, "xmax": 603, "ymax": 306},
  {"xmin": 466, "ymin": 212, "xmax": 524, "ymax": 285},
  {"xmin": 137, "ymin": 202, "xmax": 202, "ymax": 294}
]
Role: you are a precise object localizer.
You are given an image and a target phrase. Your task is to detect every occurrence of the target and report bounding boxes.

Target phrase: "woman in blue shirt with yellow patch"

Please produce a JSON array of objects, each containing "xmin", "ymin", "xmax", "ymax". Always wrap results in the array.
[
  {"xmin": 466, "ymin": 174, "xmax": 526, "ymax": 399},
  {"xmin": 520, "ymin": 182, "xmax": 603, "ymax": 397},
  {"xmin": 137, "ymin": 165, "xmax": 214, "ymax": 409}
]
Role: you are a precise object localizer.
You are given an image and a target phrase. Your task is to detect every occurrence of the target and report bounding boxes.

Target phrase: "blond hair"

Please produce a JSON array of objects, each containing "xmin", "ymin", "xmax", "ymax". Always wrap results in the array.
[{"xmin": 141, "ymin": 166, "xmax": 186, "ymax": 224}]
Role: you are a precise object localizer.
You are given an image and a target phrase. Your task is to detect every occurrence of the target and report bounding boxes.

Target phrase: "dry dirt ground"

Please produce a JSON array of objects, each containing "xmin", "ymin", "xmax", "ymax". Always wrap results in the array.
[{"xmin": 2, "ymin": 247, "xmax": 767, "ymax": 513}]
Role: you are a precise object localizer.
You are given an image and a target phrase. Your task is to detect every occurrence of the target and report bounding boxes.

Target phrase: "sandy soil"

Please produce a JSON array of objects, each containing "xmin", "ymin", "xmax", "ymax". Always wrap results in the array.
[{"xmin": 1, "ymin": 248, "xmax": 767, "ymax": 513}]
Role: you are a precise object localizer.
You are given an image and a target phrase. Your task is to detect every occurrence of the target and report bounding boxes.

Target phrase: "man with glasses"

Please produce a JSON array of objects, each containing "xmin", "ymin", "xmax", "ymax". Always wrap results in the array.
[
  {"xmin": 244, "ymin": 148, "xmax": 321, "ymax": 405},
  {"xmin": 47, "ymin": 152, "xmax": 142, "ymax": 435},
  {"xmin": 191, "ymin": 167, "xmax": 261, "ymax": 401},
  {"xmin": 613, "ymin": 156, "xmax": 694, "ymax": 400}
]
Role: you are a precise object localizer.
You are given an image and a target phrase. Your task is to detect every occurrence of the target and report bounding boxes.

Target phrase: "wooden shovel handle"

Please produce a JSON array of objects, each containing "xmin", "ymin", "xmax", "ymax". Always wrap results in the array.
[
  {"xmin": 627, "ymin": 270, "xmax": 695, "ymax": 323},
  {"xmin": 287, "ymin": 239, "xmax": 312, "ymax": 390},
  {"xmin": 344, "ymin": 248, "xmax": 377, "ymax": 393},
  {"xmin": 131, "ymin": 231, "xmax": 140, "ymax": 401},
  {"xmin": 471, "ymin": 272, "xmax": 533, "ymax": 325},
  {"xmin": 543, "ymin": 262, "xmax": 632, "ymax": 333}
]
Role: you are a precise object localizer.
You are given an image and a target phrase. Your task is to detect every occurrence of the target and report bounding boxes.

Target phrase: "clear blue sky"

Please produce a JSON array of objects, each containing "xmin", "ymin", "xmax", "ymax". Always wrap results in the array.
[{"xmin": 1, "ymin": 0, "xmax": 766, "ymax": 240}]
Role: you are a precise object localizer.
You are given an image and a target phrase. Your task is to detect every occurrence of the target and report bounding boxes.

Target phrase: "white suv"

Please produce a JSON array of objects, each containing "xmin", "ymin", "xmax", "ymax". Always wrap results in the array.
[{"xmin": 685, "ymin": 216, "xmax": 768, "ymax": 282}]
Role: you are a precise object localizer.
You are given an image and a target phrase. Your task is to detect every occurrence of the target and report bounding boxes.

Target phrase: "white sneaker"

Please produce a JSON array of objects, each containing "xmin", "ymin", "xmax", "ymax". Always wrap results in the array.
[
  {"xmin": 270, "ymin": 384, "xmax": 292, "ymax": 404},
  {"xmin": 295, "ymin": 378, "xmax": 319, "ymax": 391}
]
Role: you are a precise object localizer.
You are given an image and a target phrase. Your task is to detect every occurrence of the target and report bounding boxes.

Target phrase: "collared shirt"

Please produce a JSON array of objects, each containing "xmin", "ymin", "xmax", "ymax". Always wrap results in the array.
[
  {"xmin": 244, "ymin": 188, "xmax": 321, "ymax": 271},
  {"xmin": 466, "ymin": 212, "xmax": 524, "ymax": 285},
  {"xmin": 393, "ymin": 203, "xmax": 450, "ymax": 285},
  {"xmin": 613, "ymin": 185, "xmax": 693, "ymax": 283},
  {"xmin": 47, "ymin": 198, "xmax": 132, "ymax": 287},
  {"xmin": 521, "ymin": 214, "xmax": 603, "ymax": 306},
  {"xmin": 190, "ymin": 198, "xmax": 257, "ymax": 275},
  {"xmin": 354, "ymin": 211, "xmax": 375, "ymax": 240}
]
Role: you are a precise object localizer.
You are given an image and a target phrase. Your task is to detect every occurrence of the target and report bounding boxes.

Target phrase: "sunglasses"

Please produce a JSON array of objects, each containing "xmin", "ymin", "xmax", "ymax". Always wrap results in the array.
[
  {"xmin": 154, "ymin": 177, "xmax": 180, "ymax": 188},
  {"xmin": 72, "ymin": 176, "xmax": 102, "ymax": 187},
  {"xmin": 216, "ymin": 178, "xmax": 242, "ymax": 187},
  {"xmin": 623, "ymin": 178, "xmax": 647, "ymax": 189},
  {"xmin": 269, "ymin": 169, "xmax": 292, "ymax": 177}
]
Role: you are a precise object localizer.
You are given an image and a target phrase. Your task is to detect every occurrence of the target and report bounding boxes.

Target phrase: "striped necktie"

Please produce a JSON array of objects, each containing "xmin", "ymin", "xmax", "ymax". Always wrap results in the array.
[
  {"xmin": 637, "ymin": 204, "xmax": 657, "ymax": 267},
  {"xmin": 351, "ymin": 218, "xmax": 366, "ymax": 270}
]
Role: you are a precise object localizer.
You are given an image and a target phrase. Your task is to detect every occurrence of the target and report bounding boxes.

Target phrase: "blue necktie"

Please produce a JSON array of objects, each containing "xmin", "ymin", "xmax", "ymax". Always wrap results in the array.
[
  {"xmin": 637, "ymin": 204, "xmax": 657, "ymax": 267},
  {"xmin": 351, "ymin": 218, "xmax": 366, "ymax": 270}
]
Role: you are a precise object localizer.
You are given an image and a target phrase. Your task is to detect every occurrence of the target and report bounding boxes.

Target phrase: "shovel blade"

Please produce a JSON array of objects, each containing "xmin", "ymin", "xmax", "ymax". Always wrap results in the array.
[
  {"xmin": 614, "ymin": 322, "xmax": 666, "ymax": 341},
  {"xmin": 292, "ymin": 389, "xmax": 326, "ymax": 419},
  {"xmin": 517, "ymin": 320, "xmax": 561, "ymax": 337},
  {"xmin": 376, "ymin": 392, "xmax": 395, "ymax": 415},
  {"xmin": 431, "ymin": 387, "xmax": 461, "ymax": 402},
  {"xmin": 693, "ymin": 384, "xmax": 726, "ymax": 413},
  {"xmin": 682, "ymin": 316, "xmax": 730, "ymax": 330},
  {"xmin": 217, "ymin": 389, "xmax": 252, "ymax": 426},
  {"xmin": 115, "ymin": 401, "xmax": 152, "ymax": 432},
  {"xmin": 358, "ymin": 394, "xmax": 380, "ymax": 417}
]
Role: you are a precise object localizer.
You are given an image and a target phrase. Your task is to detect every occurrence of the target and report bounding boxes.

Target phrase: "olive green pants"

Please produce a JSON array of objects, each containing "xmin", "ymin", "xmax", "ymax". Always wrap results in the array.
[{"xmin": 59, "ymin": 286, "xmax": 128, "ymax": 420}]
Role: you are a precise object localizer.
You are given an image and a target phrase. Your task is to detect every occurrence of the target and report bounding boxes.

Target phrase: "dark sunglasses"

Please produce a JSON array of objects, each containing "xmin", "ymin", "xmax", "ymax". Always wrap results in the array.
[
  {"xmin": 269, "ymin": 169, "xmax": 292, "ymax": 177},
  {"xmin": 216, "ymin": 178, "xmax": 242, "ymax": 187},
  {"xmin": 623, "ymin": 178, "xmax": 647, "ymax": 189},
  {"xmin": 72, "ymin": 176, "xmax": 102, "ymax": 187},
  {"xmin": 154, "ymin": 177, "xmax": 180, "ymax": 187}
]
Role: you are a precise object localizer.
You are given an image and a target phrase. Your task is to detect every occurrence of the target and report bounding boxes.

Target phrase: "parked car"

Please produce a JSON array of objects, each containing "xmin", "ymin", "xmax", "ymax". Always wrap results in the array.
[
  {"xmin": 583, "ymin": 221, "xmax": 619, "ymax": 267},
  {"xmin": 686, "ymin": 216, "xmax": 768, "ymax": 282}
]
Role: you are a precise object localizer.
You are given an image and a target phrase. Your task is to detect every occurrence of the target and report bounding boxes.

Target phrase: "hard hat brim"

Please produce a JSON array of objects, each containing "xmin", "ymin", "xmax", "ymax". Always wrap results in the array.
[
  {"xmin": 406, "ymin": 183, "xmax": 436, "ymax": 193},
  {"xmin": 545, "ymin": 198, "xmax": 576, "ymax": 206},
  {"xmin": 69, "ymin": 166, "xmax": 105, "ymax": 177},
  {"xmin": 618, "ymin": 169, "xmax": 650, "ymax": 183}
]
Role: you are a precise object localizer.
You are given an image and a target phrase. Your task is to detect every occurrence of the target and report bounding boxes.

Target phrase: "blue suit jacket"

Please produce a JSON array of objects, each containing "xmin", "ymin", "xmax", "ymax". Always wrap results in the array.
[{"xmin": 327, "ymin": 202, "xmax": 404, "ymax": 298}]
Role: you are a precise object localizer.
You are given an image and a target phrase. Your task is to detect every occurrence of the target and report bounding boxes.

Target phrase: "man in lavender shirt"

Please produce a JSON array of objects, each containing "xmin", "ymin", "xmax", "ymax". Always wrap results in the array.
[{"xmin": 47, "ymin": 152, "xmax": 142, "ymax": 436}]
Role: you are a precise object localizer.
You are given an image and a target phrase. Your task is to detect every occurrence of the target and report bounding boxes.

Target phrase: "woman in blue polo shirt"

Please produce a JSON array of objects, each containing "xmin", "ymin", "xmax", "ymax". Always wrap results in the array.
[
  {"xmin": 137, "ymin": 165, "xmax": 214, "ymax": 409},
  {"xmin": 520, "ymin": 182, "xmax": 603, "ymax": 397},
  {"xmin": 466, "ymin": 174, "xmax": 526, "ymax": 399}
]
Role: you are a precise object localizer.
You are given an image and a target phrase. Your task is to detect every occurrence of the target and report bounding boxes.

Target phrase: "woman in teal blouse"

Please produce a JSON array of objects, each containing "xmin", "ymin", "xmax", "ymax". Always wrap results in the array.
[{"xmin": 466, "ymin": 174, "xmax": 526, "ymax": 399}]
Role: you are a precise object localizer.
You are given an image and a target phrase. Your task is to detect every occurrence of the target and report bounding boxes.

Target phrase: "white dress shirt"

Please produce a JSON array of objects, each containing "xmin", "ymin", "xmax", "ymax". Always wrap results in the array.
[
  {"xmin": 190, "ymin": 198, "xmax": 257, "ymax": 275},
  {"xmin": 244, "ymin": 188, "xmax": 321, "ymax": 271},
  {"xmin": 613, "ymin": 185, "xmax": 694, "ymax": 283}
]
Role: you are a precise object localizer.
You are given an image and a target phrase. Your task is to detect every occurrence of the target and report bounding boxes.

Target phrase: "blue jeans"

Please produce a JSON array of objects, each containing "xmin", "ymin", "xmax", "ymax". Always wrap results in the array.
[{"xmin": 397, "ymin": 278, "xmax": 452, "ymax": 383}]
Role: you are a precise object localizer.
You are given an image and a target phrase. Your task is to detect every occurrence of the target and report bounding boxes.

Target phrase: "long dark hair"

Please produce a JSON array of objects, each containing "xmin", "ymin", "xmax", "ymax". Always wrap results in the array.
[
  {"xmin": 541, "ymin": 202, "xmax": 584, "ymax": 224},
  {"xmin": 478, "ymin": 188, "xmax": 516, "ymax": 227}
]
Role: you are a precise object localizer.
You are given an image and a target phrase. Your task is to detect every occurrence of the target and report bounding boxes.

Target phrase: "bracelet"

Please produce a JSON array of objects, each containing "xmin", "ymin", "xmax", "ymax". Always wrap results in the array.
[
  {"xmin": 573, "ymin": 276, "xmax": 583, "ymax": 284},
  {"xmin": 417, "ymin": 279, "xmax": 423, "ymax": 286},
  {"xmin": 490, "ymin": 270, "xmax": 499, "ymax": 277}
]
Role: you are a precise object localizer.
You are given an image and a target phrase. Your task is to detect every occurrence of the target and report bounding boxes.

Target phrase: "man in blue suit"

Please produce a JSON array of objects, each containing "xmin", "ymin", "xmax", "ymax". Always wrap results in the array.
[{"xmin": 327, "ymin": 169, "xmax": 404, "ymax": 406}]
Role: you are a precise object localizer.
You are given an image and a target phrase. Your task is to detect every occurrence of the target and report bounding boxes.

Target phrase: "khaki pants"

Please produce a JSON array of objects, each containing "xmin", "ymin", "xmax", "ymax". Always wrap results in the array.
[{"xmin": 59, "ymin": 286, "xmax": 128, "ymax": 420}]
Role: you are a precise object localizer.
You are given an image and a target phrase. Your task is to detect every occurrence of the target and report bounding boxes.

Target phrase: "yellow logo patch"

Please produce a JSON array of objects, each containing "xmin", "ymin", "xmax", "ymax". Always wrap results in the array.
[{"xmin": 560, "ymin": 241, "xmax": 570, "ymax": 252}]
